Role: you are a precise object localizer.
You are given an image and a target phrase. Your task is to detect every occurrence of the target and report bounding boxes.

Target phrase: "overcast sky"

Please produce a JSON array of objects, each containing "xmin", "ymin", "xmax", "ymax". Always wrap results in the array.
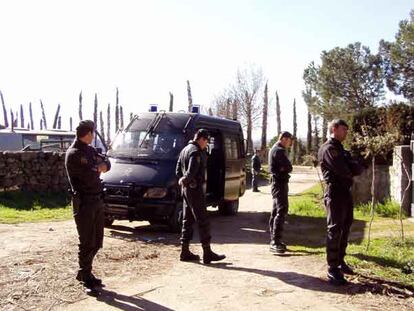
[{"xmin": 0, "ymin": 0, "xmax": 412, "ymax": 140}]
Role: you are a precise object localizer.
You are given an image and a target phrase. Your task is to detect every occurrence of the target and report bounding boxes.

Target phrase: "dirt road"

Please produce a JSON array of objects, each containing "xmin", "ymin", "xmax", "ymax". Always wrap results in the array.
[{"xmin": 1, "ymin": 166, "xmax": 413, "ymax": 310}]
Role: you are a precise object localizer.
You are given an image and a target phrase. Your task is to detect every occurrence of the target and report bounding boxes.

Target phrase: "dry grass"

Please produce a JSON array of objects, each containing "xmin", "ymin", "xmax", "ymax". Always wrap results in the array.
[{"xmin": 0, "ymin": 234, "xmax": 177, "ymax": 311}]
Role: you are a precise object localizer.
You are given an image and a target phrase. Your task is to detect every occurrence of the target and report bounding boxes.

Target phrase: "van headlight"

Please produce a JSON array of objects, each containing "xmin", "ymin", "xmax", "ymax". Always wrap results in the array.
[{"xmin": 143, "ymin": 187, "xmax": 168, "ymax": 199}]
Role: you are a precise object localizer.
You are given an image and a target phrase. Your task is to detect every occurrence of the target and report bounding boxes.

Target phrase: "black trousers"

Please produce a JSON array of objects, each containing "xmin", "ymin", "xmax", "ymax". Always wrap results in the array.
[
  {"xmin": 252, "ymin": 170, "xmax": 259, "ymax": 190},
  {"xmin": 180, "ymin": 186, "xmax": 211, "ymax": 246},
  {"xmin": 72, "ymin": 195, "xmax": 104, "ymax": 277},
  {"xmin": 269, "ymin": 180, "xmax": 289, "ymax": 242},
  {"xmin": 324, "ymin": 184, "xmax": 353, "ymax": 269}
]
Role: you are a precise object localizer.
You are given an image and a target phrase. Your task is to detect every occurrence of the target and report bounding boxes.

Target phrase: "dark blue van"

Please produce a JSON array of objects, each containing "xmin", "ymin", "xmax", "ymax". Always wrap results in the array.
[{"xmin": 101, "ymin": 112, "xmax": 246, "ymax": 232}]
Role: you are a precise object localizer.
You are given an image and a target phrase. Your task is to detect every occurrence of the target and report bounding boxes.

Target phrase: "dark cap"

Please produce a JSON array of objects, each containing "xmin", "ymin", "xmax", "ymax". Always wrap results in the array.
[
  {"xmin": 194, "ymin": 128, "xmax": 210, "ymax": 141},
  {"xmin": 76, "ymin": 120, "xmax": 95, "ymax": 138},
  {"xmin": 279, "ymin": 131, "xmax": 293, "ymax": 140}
]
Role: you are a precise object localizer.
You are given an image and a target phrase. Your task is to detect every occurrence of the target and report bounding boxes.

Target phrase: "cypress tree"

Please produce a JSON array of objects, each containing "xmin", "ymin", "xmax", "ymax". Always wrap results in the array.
[
  {"xmin": 79, "ymin": 91, "xmax": 83, "ymax": 121},
  {"xmin": 29, "ymin": 102, "xmax": 34, "ymax": 130},
  {"xmin": 276, "ymin": 91, "xmax": 281, "ymax": 136},
  {"xmin": 40, "ymin": 100, "xmax": 47, "ymax": 129},
  {"xmin": 0, "ymin": 90, "xmax": 8, "ymax": 128},
  {"xmin": 20, "ymin": 104, "xmax": 24, "ymax": 128}
]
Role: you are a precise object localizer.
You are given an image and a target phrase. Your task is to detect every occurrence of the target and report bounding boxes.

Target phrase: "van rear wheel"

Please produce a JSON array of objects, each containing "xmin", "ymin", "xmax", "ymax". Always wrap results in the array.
[
  {"xmin": 218, "ymin": 199, "xmax": 239, "ymax": 216},
  {"xmin": 167, "ymin": 202, "xmax": 183, "ymax": 233}
]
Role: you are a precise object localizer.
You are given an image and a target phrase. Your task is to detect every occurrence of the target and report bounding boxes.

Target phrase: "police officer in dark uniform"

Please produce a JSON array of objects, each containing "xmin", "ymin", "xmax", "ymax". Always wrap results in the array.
[
  {"xmin": 176, "ymin": 129, "xmax": 225, "ymax": 264},
  {"xmin": 318, "ymin": 119, "xmax": 363, "ymax": 285},
  {"xmin": 251, "ymin": 149, "xmax": 261, "ymax": 192},
  {"xmin": 65, "ymin": 120, "xmax": 111, "ymax": 290},
  {"xmin": 268, "ymin": 131, "xmax": 293, "ymax": 254}
]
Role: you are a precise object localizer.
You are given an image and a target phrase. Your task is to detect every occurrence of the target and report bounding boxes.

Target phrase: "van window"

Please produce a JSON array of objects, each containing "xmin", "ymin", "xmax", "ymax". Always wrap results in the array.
[{"xmin": 225, "ymin": 137, "xmax": 239, "ymax": 160}]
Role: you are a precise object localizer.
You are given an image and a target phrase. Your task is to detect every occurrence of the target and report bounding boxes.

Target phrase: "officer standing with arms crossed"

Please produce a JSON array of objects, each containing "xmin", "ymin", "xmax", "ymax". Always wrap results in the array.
[
  {"xmin": 251, "ymin": 149, "xmax": 262, "ymax": 192},
  {"xmin": 176, "ymin": 129, "xmax": 226, "ymax": 264},
  {"xmin": 318, "ymin": 119, "xmax": 363, "ymax": 285},
  {"xmin": 268, "ymin": 131, "xmax": 293, "ymax": 254},
  {"xmin": 65, "ymin": 120, "xmax": 111, "ymax": 291}
]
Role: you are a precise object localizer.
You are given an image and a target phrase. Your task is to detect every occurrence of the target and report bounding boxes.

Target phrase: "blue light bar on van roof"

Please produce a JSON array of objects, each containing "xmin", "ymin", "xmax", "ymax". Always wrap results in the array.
[
  {"xmin": 191, "ymin": 105, "xmax": 200, "ymax": 113},
  {"xmin": 149, "ymin": 104, "xmax": 158, "ymax": 112}
]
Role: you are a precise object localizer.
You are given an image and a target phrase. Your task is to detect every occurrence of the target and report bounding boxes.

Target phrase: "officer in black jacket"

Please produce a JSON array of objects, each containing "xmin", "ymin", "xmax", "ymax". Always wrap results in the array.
[
  {"xmin": 65, "ymin": 120, "xmax": 111, "ymax": 290},
  {"xmin": 318, "ymin": 119, "xmax": 363, "ymax": 285},
  {"xmin": 268, "ymin": 131, "xmax": 293, "ymax": 254},
  {"xmin": 176, "ymin": 129, "xmax": 225, "ymax": 264},
  {"xmin": 251, "ymin": 149, "xmax": 262, "ymax": 192}
]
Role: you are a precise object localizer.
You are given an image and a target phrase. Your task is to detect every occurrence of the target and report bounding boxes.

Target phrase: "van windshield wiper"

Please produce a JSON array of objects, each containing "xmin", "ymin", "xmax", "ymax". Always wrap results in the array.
[{"xmin": 139, "ymin": 112, "xmax": 166, "ymax": 148}]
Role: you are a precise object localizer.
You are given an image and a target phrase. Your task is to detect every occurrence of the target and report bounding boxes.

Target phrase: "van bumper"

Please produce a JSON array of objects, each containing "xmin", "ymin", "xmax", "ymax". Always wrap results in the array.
[{"xmin": 104, "ymin": 200, "xmax": 177, "ymax": 221}]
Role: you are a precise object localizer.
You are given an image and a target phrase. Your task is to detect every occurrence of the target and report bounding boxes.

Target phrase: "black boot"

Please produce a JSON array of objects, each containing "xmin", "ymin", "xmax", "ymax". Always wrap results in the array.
[
  {"xmin": 202, "ymin": 245, "xmax": 226, "ymax": 264},
  {"xmin": 327, "ymin": 267, "xmax": 348, "ymax": 285},
  {"xmin": 340, "ymin": 261, "xmax": 355, "ymax": 275},
  {"xmin": 180, "ymin": 243, "xmax": 200, "ymax": 262}
]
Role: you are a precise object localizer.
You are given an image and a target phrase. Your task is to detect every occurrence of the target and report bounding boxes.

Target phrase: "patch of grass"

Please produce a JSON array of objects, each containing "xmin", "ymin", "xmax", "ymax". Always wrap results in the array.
[
  {"xmin": 287, "ymin": 183, "xmax": 414, "ymax": 287},
  {"xmin": 355, "ymin": 199, "xmax": 406, "ymax": 218},
  {"xmin": 0, "ymin": 191, "xmax": 72, "ymax": 223}
]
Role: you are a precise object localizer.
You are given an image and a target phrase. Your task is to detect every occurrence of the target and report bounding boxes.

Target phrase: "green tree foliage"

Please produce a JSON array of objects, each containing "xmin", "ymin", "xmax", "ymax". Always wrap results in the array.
[
  {"xmin": 304, "ymin": 43, "xmax": 384, "ymax": 121},
  {"xmin": 380, "ymin": 10, "xmax": 414, "ymax": 102}
]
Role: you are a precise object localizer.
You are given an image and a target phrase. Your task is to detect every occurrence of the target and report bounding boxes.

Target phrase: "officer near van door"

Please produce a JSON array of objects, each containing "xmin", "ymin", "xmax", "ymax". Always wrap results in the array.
[
  {"xmin": 268, "ymin": 131, "xmax": 293, "ymax": 254},
  {"xmin": 176, "ymin": 129, "xmax": 226, "ymax": 264},
  {"xmin": 251, "ymin": 149, "xmax": 261, "ymax": 192},
  {"xmin": 318, "ymin": 119, "xmax": 363, "ymax": 285},
  {"xmin": 65, "ymin": 120, "xmax": 111, "ymax": 291}
]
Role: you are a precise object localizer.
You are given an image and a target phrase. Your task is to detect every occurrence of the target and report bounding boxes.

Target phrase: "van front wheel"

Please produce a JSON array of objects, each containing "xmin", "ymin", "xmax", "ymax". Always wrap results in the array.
[{"xmin": 218, "ymin": 199, "xmax": 239, "ymax": 216}]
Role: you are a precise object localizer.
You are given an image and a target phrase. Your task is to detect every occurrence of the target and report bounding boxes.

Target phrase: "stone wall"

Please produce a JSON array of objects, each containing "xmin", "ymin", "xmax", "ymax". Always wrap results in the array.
[
  {"xmin": 0, "ymin": 151, "xmax": 68, "ymax": 191},
  {"xmin": 352, "ymin": 164, "xmax": 390, "ymax": 204}
]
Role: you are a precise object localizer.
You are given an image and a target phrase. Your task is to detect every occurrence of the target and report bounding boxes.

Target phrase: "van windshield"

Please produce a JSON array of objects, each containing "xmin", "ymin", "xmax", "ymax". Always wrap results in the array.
[{"xmin": 108, "ymin": 116, "xmax": 186, "ymax": 159}]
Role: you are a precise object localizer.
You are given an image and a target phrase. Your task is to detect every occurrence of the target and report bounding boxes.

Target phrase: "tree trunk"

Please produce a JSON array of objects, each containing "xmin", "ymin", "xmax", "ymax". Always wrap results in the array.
[
  {"xmin": 366, "ymin": 156, "xmax": 376, "ymax": 251},
  {"xmin": 307, "ymin": 109, "xmax": 312, "ymax": 154},
  {"xmin": 232, "ymin": 100, "xmax": 238, "ymax": 120},
  {"xmin": 322, "ymin": 117, "xmax": 328, "ymax": 143},
  {"xmin": 261, "ymin": 82, "xmax": 268, "ymax": 150},
  {"xmin": 313, "ymin": 116, "xmax": 320, "ymax": 151},
  {"xmin": 225, "ymin": 99, "xmax": 231, "ymax": 119}
]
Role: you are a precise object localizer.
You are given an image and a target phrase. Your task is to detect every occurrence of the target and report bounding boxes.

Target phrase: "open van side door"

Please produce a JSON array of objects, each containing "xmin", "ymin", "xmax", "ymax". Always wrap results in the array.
[{"xmin": 223, "ymin": 134, "xmax": 245, "ymax": 201}]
